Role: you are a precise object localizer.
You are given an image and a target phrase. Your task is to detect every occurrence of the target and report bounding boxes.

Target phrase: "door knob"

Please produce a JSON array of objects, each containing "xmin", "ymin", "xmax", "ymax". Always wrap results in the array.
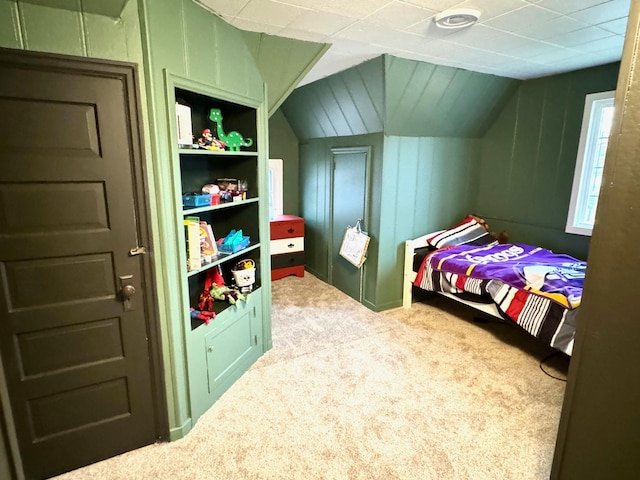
[
  {"xmin": 119, "ymin": 275, "xmax": 136, "ymax": 311},
  {"xmin": 121, "ymin": 284, "xmax": 136, "ymax": 299}
]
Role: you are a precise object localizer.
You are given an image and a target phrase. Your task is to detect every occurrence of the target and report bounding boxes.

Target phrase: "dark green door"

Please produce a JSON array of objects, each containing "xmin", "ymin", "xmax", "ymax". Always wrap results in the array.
[
  {"xmin": 0, "ymin": 49, "xmax": 164, "ymax": 479},
  {"xmin": 330, "ymin": 147, "xmax": 369, "ymax": 302}
]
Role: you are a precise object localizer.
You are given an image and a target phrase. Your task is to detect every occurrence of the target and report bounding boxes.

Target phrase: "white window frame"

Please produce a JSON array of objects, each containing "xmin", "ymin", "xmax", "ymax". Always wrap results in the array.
[
  {"xmin": 566, "ymin": 90, "xmax": 615, "ymax": 236},
  {"xmin": 268, "ymin": 159, "xmax": 283, "ymax": 220}
]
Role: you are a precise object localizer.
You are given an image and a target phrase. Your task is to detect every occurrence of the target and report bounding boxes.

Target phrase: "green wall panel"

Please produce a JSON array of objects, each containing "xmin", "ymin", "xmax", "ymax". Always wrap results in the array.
[
  {"xmin": 476, "ymin": 62, "xmax": 620, "ymax": 260},
  {"xmin": 182, "ymin": 0, "xmax": 219, "ymax": 83},
  {"xmin": 299, "ymin": 133, "xmax": 384, "ymax": 308},
  {"xmin": 0, "ymin": 1, "xmax": 21, "ymax": 48},
  {"xmin": 21, "ymin": 0, "xmax": 128, "ymax": 17},
  {"xmin": 269, "ymin": 109, "xmax": 300, "ymax": 216},
  {"xmin": 299, "ymin": 141, "xmax": 331, "ymax": 280},
  {"xmin": 242, "ymin": 31, "xmax": 328, "ymax": 115},
  {"xmin": 83, "ymin": 8, "xmax": 128, "ymax": 60},
  {"xmin": 19, "ymin": 0, "xmax": 85, "ymax": 56},
  {"xmin": 281, "ymin": 56, "xmax": 384, "ymax": 142},
  {"xmin": 296, "ymin": 135, "xmax": 481, "ymax": 311},
  {"xmin": 385, "ymin": 56, "xmax": 519, "ymax": 138},
  {"xmin": 376, "ymin": 136, "xmax": 481, "ymax": 308}
]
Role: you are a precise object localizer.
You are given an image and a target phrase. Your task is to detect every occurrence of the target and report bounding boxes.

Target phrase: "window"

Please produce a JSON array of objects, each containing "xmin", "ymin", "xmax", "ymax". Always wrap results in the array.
[
  {"xmin": 566, "ymin": 91, "xmax": 615, "ymax": 236},
  {"xmin": 268, "ymin": 159, "xmax": 283, "ymax": 220}
]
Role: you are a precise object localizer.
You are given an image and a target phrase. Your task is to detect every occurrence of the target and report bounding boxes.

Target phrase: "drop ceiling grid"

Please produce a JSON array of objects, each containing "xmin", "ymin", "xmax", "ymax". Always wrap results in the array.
[{"xmin": 196, "ymin": 0, "xmax": 630, "ymax": 83}]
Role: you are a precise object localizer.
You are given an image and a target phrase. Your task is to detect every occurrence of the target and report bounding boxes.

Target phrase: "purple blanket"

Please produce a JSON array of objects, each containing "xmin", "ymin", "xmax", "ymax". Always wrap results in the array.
[{"xmin": 429, "ymin": 243, "xmax": 586, "ymax": 308}]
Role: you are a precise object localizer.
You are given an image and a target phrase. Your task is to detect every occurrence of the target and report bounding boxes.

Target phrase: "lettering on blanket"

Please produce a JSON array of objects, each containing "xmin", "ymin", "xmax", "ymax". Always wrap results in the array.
[{"xmin": 463, "ymin": 244, "xmax": 531, "ymax": 264}]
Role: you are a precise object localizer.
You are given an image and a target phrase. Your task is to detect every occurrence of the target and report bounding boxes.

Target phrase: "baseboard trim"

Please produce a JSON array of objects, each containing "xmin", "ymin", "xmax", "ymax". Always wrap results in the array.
[{"xmin": 169, "ymin": 418, "xmax": 192, "ymax": 441}]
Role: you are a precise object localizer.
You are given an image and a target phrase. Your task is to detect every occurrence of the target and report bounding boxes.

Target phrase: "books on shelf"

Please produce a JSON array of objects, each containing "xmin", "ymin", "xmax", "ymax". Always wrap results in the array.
[
  {"xmin": 200, "ymin": 221, "xmax": 217, "ymax": 265},
  {"xmin": 185, "ymin": 216, "xmax": 220, "ymax": 271},
  {"xmin": 184, "ymin": 217, "xmax": 200, "ymax": 271}
]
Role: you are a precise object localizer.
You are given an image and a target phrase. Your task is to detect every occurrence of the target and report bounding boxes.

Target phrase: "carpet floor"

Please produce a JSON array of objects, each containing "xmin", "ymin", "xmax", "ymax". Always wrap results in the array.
[{"xmin": 53, "ymin": 272, "xmax": 568, "ymax": 480}]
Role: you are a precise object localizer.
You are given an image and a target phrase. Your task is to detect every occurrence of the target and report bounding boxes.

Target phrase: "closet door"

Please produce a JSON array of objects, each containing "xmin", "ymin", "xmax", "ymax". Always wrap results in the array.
[{"xmin": 330, "ymin": 147, "xmax": 369, "ymax": 302}]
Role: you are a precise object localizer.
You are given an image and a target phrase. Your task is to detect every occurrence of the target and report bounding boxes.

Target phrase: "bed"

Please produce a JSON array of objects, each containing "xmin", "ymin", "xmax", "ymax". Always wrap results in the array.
[{"xmin": 403, "ymin": 215, "xmax": 582, "ymax": 356}]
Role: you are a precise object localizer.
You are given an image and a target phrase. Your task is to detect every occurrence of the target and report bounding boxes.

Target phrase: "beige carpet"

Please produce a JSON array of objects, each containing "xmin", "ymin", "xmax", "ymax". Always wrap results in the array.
[{"xmin": 54, "ymin": 272, "xmax": 568, "ymax": 480}]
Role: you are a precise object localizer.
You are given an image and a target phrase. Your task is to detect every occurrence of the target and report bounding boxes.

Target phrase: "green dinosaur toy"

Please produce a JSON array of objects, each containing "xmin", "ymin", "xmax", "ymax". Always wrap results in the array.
[{"xmin": 208, "ymin": 108, "xmax": 254, "ymax": 152}]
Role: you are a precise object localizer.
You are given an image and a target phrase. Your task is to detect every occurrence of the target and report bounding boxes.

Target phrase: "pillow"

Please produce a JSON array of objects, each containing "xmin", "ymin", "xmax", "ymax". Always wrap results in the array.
[{"xmin": 427, "ymin": 215, "xmax": 497, "ymax": 249}]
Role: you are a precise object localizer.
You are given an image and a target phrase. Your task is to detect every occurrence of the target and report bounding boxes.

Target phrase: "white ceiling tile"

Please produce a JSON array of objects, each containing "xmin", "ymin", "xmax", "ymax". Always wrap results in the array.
[
  {"xmin": 400, "ymin": 0, "xmax": 463, "ymax": 11},
  {"xmin": 577, "ymin": 34, "xmax": 625, "ymax": 53},
  {"xmin": 452, "ymin": 0, "xmax": 530, "ymax": 22},
  {"xmin": 283, "ymin": 10, "xmax": 356, "ymax": 37},
  {"xmin": 435, "ymin": 25, "xmax": 536, "ymax": 56},
  {"xmin": 597, "ymin": 16, "xmax": 628, "ymax": 35},
  {"xmin": 365, "ymin": 1, "xmax": 437, "ymax": 30},
  {"xmin": 536, "ymin": 0, "xmax": 612, "ymax": 15},
  {"xmin": 499, "ymin": 40, "xmax": 558, "ymax": 57},
  {"xmin": 545, "ymin": 26, "xmax": 614, "ymax": 48},
  {"xmin": 527, "ymin": 46, "xmax": 582, "ymax": 63},
  {"xmin": 484, "ymin": 5, "xmax": 559, "ymax": 34},
  {"xmin": 519, "ymin": 16, "xmax": 590, "ymax": 40},
  {"xmin": 569, "ymin": 1, "xmax": 631, "ymax": 25},
  {"xmin": 237, "ymin": 0, "xmax": 307, "ymax": 27},
  {"xmin": 275, "ymin": 0, "xmax": 391, "ymax": 19},
  {"xmin": 198, "ymin": 0, "xmax": 251, "ymax": 17}
]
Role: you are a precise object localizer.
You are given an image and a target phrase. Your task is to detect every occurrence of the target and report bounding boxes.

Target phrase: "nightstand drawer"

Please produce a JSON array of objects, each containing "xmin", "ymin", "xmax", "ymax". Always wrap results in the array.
[
  {"xmin": 270, "ymin": 219, "xmax": 304, "ymax": 240},
  {"xmin": 270, "ymin": 237, "xmax": 304, "ymax": 255},
  {"xmin": 271, "ymin": 251, "xmax": 305, "ymax": 270}
]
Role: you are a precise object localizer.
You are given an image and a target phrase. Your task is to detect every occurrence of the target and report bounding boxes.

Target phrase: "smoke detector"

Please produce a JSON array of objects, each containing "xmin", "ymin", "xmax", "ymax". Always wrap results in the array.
[{"xmin": 434, "ymin": 8, "xmax": 481, "ymax": 29}]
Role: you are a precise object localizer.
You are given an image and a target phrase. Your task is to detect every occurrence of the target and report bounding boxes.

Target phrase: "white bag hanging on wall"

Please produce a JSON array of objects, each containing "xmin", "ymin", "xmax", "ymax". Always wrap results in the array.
[{"xmin": 339, "ymin": 220, "xmax": 370, "ymax": 268}]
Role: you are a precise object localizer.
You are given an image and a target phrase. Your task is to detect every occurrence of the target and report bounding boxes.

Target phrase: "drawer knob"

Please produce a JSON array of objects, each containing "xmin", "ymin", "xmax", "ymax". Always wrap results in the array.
[
  {"xmin": 288, "ymin": 228, "xmax": 295, "ymax": 233},
  {"xmin": 288, "ymin": 243, "xmax": 294, "ymax": 248}
]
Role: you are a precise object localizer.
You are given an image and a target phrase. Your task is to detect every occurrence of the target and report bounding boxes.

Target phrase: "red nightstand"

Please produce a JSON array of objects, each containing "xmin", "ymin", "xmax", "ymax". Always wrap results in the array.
[{"xmin": 270, "ymin": 215, "xmax": 304, "ymax": 281}]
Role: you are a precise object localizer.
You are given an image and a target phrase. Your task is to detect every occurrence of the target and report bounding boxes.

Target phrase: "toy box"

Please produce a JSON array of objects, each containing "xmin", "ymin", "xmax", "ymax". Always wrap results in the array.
[{"xmin": 183, "ymin": 193, "xmax": 212, "ymax": 208}]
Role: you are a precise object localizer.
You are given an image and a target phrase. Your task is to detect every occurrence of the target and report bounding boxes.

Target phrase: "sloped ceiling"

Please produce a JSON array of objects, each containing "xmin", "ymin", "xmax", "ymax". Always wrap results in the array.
[
  {"xmin": 241, "ymin": 31, "xmax": 329, "ymax": 116},
  {"xmin": 281, "ymin": 54, "xmax": 519, "ymax": 140},
  {"xmin": 385, "ymin": 56, "xmax": 519, "ymax": 137},
  {"xmin": 280, "ymin": 56, "xmax": 385, "ymax": 142}
]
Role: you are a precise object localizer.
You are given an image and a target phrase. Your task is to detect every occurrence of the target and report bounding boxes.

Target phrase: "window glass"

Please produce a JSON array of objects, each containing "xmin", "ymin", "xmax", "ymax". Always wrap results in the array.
[
  {"xmin": 566, "ymin": 91, "xmax": 615, "ymax": 236},
  {"xmin": 268, "ymin": 159, "xmax": 283, "ymax": 220}
]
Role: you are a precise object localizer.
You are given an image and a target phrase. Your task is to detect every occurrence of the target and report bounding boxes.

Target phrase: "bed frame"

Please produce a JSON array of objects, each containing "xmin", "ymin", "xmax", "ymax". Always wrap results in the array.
[{"xmin": 402, "ymin": 233, "xmax": 503, "ymax": 319}]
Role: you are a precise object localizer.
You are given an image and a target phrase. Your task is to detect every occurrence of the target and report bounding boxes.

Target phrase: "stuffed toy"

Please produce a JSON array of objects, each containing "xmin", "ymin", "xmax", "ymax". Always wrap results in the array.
[
  {"xmin": 198, "ymin": 289, "xmax": 215, "ymax": 312},
  {"xmin": 210, "ymin": 283, "xmax": 246, "ymax": 305},
  {"xmin": 200, "ymin": 265, "xmax": 247, "ymax": 307}
]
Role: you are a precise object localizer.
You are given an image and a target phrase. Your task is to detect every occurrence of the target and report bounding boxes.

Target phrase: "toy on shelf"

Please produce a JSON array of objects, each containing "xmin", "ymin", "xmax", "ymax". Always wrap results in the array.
[
  {"xmin": 196, "ymin": 128, "xmax": 225, "ymax": 150},
  {"xmin": 202, "ymin": 183, "xmax": 221, "ymax": 205},
  {"xmin": 208, "ymin": 108, "xmax": 253, "ymax": 152},
  {"xmin": 198, "ymin": 265, "xmax": 247, "ymax": 310},
  {"xmin": 190, "ymin": 308, "xmax": 215, "ymax": 325},
  {"xmin": 217, "ymin": 229, "xmax": 250, "ymax": 254},
  {"xmin": 216, "ymin": 177, "xmax": 248, "ymax": 203},
  {"xmin": 232, "ymin": 258, "xmax": 256, "ymax": 294}
]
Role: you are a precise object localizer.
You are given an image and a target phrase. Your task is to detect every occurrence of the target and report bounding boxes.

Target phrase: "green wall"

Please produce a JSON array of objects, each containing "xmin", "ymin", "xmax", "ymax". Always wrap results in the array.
[
  {"xmin": 284, "ymin": 55, "xmax": 511, "ymax": 310},
  {"xmin": 299, "ymin": 133, "xmax": 384, "ymax": 307},
  {"xmin": 476, "ymin": 62, "xmax": 620, "ymax": 260},
  {"xmin": 385, "ymin": 56, "xmax": 518, "ymax": 137},
  {"xmin": 376, "ymin": 136, "xmax": 481, "ymax": 308},
  {"xmin": 297, "ymin": 134, "xmax": 480, "ymax": 311},
  {"xmin": 269, "ymin": 110, "xmax": 300, "ymax": 216}
]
